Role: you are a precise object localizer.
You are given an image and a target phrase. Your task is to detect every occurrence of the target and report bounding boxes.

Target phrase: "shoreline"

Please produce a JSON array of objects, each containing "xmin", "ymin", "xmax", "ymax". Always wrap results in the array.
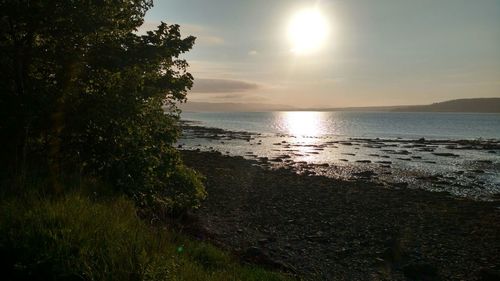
[
  {"xmin": 179, "ymin": 122, "xmax": 500, "ymax": 201},
  {"xmin": 181, "ymin": 150, "xmax": 500, "ymax": 280},
  {"xmin": 181, "ymin": 120, "xmax": 500, "ymax": 144}
]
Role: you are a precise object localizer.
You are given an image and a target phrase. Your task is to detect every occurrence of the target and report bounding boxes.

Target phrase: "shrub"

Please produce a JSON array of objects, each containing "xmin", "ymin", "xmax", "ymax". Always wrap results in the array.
[{"xmin": 136, "ymin": 164, "xmax": 207, "ymax": 217}]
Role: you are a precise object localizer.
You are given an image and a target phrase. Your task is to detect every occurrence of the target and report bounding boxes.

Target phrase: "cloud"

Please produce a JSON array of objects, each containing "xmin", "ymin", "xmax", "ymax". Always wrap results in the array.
[
  {"xmin": 215, "ymin": 94, "xmax": 269, "ymax": 102},
  {"xmin": 192, "ymin": 78, "xmax": 260, "ymax": 93},
  {"xmin": 136, "ymin": 21, "xmax": 224, "ymax": 46},
  {"xmin": 187, "ymin": 93, "xmax": 269, "ymax": 104},
  {"xmin": 201, "ymin": 35, "xmax": 224, "ymax": 46},
  {"xmin": 248, "ymin": 50, "xmax": 258, "ymax": 56},
  {"xmin": 212, "ymin": 94, "xmax": 244, "ymax": 99},
  {"xmin": 180, "ymin": 23, "xmax": 225, "ymax": 46}
]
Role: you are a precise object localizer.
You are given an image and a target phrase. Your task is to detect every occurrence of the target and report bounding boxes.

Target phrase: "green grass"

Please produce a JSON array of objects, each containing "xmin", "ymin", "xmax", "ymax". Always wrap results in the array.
[{"xmin": 0, "ymin": 192, "xmax": 294, "ymax": 281}]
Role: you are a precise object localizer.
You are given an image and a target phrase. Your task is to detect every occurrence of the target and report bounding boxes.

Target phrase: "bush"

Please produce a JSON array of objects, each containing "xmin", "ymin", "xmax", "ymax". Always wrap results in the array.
[
  {"xmin": 136, "ymin": 164, "xmax": 207, "ymax": 217},
  {"xmin": 0, "ymin": 194, "xmax": 292, "ymax": 281}
]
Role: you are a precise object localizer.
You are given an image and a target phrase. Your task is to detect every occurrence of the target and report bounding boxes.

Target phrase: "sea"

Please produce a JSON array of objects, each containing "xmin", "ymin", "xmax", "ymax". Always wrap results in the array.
[{"xmin": 179, "ymin": 111, "xmax": 500, "ymax": 200}]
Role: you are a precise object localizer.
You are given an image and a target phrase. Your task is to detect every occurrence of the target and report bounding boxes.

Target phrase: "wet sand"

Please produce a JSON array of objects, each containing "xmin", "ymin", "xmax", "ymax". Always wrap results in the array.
[{"xmin": 181, "ymin": 150, "xmax": 500, "ymax": 280}]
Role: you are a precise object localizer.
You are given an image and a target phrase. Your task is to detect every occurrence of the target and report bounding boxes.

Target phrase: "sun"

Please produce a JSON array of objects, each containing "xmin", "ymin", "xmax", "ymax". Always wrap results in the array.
[{"xmin": 288, "ymin": 8, "xmax": 329, "ymax": 55}]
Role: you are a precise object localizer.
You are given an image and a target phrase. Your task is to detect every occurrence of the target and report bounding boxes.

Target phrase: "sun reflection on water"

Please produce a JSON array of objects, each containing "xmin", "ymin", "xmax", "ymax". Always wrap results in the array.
[{"xmin": 280, "ymin": 111, "xmax": 324, "ymax": 137}]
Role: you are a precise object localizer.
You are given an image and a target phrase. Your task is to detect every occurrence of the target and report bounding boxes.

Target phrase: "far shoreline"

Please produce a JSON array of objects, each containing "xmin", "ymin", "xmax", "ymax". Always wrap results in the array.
[{"xmin": 179, "ymin": 97, "xmax": 500, "ymax": 114}]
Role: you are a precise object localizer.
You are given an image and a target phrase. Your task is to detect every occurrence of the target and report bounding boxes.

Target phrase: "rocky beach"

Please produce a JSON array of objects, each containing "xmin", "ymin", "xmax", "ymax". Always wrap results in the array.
[
  {"xmin": 179, "ymin": 123, "xmax": 500, "ymax": 280},
  {"xmin": 182, "ymin": 149, "xmax": 499, "ymax": 280}
]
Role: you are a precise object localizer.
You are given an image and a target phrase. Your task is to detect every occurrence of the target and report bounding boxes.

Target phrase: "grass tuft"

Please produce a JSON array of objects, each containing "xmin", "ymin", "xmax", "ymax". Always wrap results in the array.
[{"xmin": 0, "ymin": 192, "xmax": 293, "ymax": 281}]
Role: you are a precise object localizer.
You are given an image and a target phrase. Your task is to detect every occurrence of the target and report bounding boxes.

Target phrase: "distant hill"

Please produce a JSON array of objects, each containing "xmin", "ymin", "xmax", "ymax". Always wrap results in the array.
[
  {"xmin": 391, "ymin": 98, "xmax": 500, "ymax": 113},
  {"xmin": 306, "ymin": 98, "xmax": 500, "ymax": 113},
  {"xmin": 180, "ymin": 98, "xmax": 500, "ymax": 113}
]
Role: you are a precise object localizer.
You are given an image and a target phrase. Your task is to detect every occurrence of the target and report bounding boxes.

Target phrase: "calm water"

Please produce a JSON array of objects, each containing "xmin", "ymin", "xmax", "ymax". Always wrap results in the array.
[{"xmin": 182, "ymin": 111, "xmax": 500, "ymax": 140}]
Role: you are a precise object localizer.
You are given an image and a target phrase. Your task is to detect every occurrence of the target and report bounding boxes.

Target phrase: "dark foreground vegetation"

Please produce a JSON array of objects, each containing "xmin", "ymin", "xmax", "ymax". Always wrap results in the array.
[
  {"xmin": 0, "ymin": 187, "xmax": 292, "ymax": 281},
  {"xmin": 0, "ymin": 1, "xmax": 292, "ymax": 280},
  {"xmin": 0, "ymin": 0, "xmax": 206, "ymax": 214}
]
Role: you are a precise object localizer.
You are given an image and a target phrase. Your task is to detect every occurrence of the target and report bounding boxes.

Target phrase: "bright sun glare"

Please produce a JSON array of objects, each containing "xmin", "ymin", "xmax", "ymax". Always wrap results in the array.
[
  {"xmin": 282, "ymin": 111, "xmax": 322, "ymax": 137},
  {"xmin": 288, "ymin": 8, "xmax": 329, "ymax": 54}
]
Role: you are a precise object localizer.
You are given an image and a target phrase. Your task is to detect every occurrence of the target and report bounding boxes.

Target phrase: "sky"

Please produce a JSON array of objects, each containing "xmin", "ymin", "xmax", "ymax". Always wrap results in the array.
[{"xmin": 142, "ymin": 0, "xmax": 500, "ymax": 108}]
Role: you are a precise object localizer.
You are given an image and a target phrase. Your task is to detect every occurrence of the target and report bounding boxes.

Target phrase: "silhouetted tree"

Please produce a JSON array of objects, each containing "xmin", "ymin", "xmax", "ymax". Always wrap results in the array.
[{"xmin": 0, "ymin": 0, "xmax": 205, "ymax": 212}]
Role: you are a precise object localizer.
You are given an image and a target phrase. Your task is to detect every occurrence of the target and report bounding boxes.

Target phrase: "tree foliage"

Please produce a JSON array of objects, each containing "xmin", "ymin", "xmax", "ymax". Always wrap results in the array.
[{"xmin": 0, "ymin": 0, "xmax": 205, "ymax": 211}]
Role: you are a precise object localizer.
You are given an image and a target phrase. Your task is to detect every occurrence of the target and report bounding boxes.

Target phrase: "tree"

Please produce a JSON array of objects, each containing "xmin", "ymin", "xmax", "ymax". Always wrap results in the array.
[{"xmin": 0, "ymin": 0, "xmax": 205, "ymax": 212}]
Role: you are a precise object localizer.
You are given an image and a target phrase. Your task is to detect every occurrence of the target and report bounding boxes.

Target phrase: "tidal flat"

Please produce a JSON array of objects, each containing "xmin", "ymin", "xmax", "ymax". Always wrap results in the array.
[{"xmin": 179, "ymin": 122, "xmax": 500, "ymax": 200}]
